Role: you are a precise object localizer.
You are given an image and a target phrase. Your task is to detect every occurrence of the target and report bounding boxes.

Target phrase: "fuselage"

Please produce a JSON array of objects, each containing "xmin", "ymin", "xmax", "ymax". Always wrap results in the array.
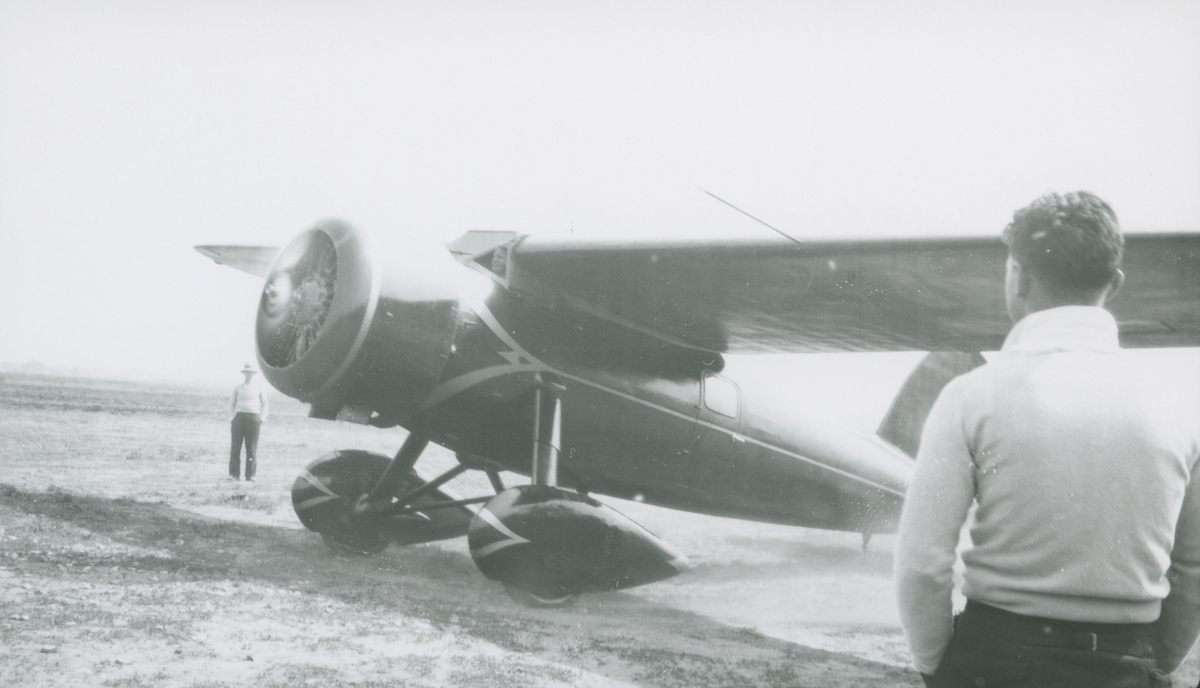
[{"xmin": 404, "ymin": 286, "xmax": 912, "ymax": 535}]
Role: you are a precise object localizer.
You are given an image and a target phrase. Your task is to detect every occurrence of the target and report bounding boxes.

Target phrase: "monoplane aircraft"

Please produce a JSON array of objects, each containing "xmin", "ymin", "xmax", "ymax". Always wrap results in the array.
[{"xmin": 197, "ymin": 214, "xmax": 1200, "ymax": 606}]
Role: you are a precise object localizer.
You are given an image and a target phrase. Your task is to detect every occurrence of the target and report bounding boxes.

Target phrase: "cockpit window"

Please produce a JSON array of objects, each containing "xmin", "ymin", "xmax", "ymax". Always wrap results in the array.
[{"xmin": 702, "ymin": 373, "xmax": 739, "ymax": 418}]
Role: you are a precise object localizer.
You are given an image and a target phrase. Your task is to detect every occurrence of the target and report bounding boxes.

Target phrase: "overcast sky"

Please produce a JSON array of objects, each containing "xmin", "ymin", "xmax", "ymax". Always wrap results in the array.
[{"xmin": 1, "ymin": 1, "xmax": 1198, "ymax": 390}]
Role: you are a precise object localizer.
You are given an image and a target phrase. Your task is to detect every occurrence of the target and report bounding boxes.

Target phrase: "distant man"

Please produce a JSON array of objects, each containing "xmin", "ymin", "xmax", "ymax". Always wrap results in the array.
[
  {"xmin": 229, "ymin": 362, "xmax": 268, "ymax": 481},
  {"xmin": 895, "ymin": 192, "xmax": 1200, "ymax": 687}
]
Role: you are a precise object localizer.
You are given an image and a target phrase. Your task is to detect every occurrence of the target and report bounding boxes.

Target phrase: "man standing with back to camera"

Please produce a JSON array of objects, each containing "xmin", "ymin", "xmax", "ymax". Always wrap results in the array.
[
  {"xmin": 895, "ymin": 192, "xmax": 1200, "ymax": 687},
  {"xmin": 229, "ymin": 362, "xmax": 269, "ymax": 481}
]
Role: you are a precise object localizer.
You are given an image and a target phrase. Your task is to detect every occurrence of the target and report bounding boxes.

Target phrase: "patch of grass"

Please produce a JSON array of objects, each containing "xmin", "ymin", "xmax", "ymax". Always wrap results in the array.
[
  {"xmin": 745, "ymin": 658, "xmax": 800, "ymax": 685},
  {"xmin": 202, "ymin": 492, "xmax": 280, "ymax": 514},
  {"xmin": 2, "ymin": 580, "xmax": 202, "ymax": 640},
  {"xmin": 102, "ymin": 670, "xmax": 170, "ymax": 687},
  {"xmin": 254, "ymin": 665, "xmax": 396, "ymax": 688},
  {"xmin": 183, "ymin": 521, "xmax": 234, "ymax": 539},
  {"xmin": 124, "ymin": 446, "xmax": 208, "ymax": 463},
  {"xmin": 403, "ymin": 653, "xmax": 437, "ymax": 678},
  {"xmin": 446, "ymin": 655, "xmax": 578, "ymax": 687},
  {"xmin": 160, "ymin": 445, "xmax": 210, "ymax": 463},
  {"xmin": 459, "ymin": 615, "xmax": 543, "ymax": 654},
  {"xmin": 303, "ymin": 635, "xmax": 353, "ymax": 653}
]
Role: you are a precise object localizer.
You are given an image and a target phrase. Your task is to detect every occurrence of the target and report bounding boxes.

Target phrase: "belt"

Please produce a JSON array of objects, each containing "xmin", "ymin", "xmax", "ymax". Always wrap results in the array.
[{"xmin": 962, "ymin": 601, "xmax": 1155, "ymax": 655}]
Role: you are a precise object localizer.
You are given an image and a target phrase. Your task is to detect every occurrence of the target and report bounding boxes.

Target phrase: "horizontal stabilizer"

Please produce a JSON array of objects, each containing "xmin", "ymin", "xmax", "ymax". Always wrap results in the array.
[
  {"xmin": 877, "ymin": 351, "xmax": 987, "ymax": 457},
  {"xmin": 194, "ymin": 245, "xmax": 281, "ymax": 278}
]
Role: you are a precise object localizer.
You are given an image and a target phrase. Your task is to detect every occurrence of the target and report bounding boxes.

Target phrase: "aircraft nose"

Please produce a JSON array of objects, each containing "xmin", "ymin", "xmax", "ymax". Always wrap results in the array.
[{"xmin": 258, "ymin": 228, "xmax": 339, "ymax": 369}]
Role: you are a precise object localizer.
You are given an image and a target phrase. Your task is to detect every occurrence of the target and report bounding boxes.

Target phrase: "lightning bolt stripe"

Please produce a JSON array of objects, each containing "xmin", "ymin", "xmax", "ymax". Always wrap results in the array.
[
  {"xmin": 299, "ymin": 469, "xmax": 340, "ymax": 498},
  {"xmin": 419, "ymin": 302, "xmax": 549, "ymax": 410},
  {"xmin": 420, "ymin": 363, "xmax": 545, "ymax": 411},
  {"xmin": 474, "ymin": 304, "xmax": 539, "ymax": 363},
  {"xmin": 295, "ymin": 494, "xmax": 340, "ymax": 511},
  {"xmin": 469, "ymin": 507, "xmax": 531, "ymax": 559}
]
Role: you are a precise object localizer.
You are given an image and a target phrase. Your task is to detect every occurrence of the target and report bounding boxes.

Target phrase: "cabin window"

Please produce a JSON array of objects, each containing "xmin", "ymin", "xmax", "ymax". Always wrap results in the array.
[{"xmin": 702, "ymin": 373, "xmax": 739, "ymax": 418}]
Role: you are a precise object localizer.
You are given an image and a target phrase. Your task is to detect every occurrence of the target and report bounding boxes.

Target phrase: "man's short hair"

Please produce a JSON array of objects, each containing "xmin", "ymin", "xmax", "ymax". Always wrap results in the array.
[{"xmin": 1002, "ymin": 191, "xmax": 1124, "ymax": 293}]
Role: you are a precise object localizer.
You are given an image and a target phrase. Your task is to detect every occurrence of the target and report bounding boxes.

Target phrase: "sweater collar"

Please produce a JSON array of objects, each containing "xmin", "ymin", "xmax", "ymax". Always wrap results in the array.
[{"xmin": 1001, "ymin": 306, "xmax": 1120, "ymax": 354}]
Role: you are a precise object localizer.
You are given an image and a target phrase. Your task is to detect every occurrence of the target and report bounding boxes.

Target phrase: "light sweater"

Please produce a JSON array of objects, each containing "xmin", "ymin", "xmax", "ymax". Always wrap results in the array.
[
  {"xmin": 895, "ymin": 306, "xmax": 1200, "ymax": 674},
  {"xmin": 230, "ymin": 382, "xmax": 269, "ymax": 421}
]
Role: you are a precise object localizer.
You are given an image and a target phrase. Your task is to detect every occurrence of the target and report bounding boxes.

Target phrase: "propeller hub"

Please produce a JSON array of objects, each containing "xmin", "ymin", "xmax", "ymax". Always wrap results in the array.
[{"xmin": 258, "ymin": 229, "xmax": 338, "ymax": 369}]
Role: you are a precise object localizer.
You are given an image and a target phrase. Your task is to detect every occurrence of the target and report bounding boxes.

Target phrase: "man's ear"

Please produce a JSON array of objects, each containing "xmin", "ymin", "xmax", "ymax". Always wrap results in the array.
[
  {"xmin": 1103, "ymin": 269, "xmax": 1125, "ymax": 303},
  {"xmin": 1012, "ymin": 260, "xmax": 1033, "ymax": 297}
]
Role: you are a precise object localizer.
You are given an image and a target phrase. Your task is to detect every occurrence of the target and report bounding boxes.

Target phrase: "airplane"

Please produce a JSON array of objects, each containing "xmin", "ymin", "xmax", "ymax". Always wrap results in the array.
[{"xmin": 197, "ymin": 214, "xmax": 1200, "ymax": 607}]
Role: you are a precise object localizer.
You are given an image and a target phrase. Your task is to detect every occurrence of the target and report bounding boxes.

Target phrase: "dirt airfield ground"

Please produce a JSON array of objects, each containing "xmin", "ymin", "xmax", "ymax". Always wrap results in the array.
[{"xmin": 2, "ymin": 373, "xmax": 1196, "ymax": 687}]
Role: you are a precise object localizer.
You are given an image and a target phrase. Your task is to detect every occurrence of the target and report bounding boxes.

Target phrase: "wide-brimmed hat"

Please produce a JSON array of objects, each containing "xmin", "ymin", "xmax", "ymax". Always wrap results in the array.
[{"xmin": 240, "ymin": 363, "xmax": 258, "ymax": 373}]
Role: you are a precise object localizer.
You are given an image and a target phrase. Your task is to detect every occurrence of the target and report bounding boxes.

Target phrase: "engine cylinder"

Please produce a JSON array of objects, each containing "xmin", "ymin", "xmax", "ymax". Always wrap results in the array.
[{"xmin": 256, "ymin": 219, "xmax": 462, "ymax": 425}]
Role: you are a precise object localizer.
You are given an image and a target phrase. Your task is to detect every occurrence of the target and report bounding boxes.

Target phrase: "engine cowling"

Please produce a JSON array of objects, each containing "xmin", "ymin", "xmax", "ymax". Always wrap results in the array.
[{"xmin": 256, "ymin": 219, "xmax": 464, "ymax": 425}]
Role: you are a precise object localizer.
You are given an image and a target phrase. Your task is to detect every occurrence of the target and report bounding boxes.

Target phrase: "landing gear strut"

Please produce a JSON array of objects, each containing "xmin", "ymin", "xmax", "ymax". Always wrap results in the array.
[
  {"xmin": 292, "ymin": 435, "xmax": 480, "ymax": 555},
  {"xmin": 531, "ymin": 376, "xmax": 563, "ymax": 487},
  {"xmin": 467, "ymin": 375, "xmax": 688, "ymax": 607},
  {"xmin": 502, "ymin": 376, "xmax": 577, "ymax": 607},
  {"xmin": 366, "ymin": 434, "xmax": 429, "ymax": 504},
  {"xmin": 292, "ymin": 373, "xmax": 689, "ymax": 606}
]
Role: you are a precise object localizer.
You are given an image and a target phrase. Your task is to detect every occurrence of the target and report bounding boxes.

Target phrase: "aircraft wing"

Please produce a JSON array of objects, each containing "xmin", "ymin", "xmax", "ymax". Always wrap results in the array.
[
  {"xmin": 499, "ymin": 233, "xmax": 1200, "ymax": 354},
  {"xmin": 194, "ymin": 245, "xmax": 281, "ymax": 278}
]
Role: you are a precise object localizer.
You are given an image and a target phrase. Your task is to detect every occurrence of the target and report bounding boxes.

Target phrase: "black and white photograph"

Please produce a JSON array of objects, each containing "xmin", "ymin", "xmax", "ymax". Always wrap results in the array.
[{"xmin": 2, "ymin": 2, "xmax": 1198, "ymax": 686}]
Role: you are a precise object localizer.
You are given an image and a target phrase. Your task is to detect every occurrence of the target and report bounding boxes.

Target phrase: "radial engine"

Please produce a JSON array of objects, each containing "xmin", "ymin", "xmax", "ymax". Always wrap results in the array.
[{"xmin": 255, "ymin": 219, "xmax": 466, "ymax": 426}]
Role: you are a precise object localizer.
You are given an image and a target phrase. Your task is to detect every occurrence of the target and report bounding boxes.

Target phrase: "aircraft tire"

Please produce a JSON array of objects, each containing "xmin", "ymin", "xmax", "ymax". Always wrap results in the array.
[
  {"xmin": 293, "ymin": 450, "xmax": 391, "ymax": 555},
  {"xmin": 502, "ymin": 583, "xmax": 578, "ymax": 609}
]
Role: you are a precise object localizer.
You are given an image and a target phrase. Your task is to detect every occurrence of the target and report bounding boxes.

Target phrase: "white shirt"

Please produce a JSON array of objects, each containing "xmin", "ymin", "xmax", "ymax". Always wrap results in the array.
[
  {"xmin": 895, "ymin": 306, "xmax": 1200, "ymax": 674},
  {"xmin": 230, "ymin": 381, "xmax": 269, "ymax": 421}
]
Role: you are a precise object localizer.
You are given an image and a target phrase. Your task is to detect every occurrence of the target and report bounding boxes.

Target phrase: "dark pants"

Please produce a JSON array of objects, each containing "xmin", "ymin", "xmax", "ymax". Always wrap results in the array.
[
  {"xmin": 230, "ymin": 412, "xmax": 261, "ymax": 479},
  {"xmin": 929, "ymin": 601, "xmax": 1171, "ymax": 688}
]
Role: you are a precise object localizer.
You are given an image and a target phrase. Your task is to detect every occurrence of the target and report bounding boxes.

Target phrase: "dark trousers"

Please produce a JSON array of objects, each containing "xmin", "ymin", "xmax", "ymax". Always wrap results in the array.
[
  {"xmin": 229, "ymin": 412, "xmax": 261, "ymax": 479},
  {"xmin": 929, "ymin": 601, "xmax": 1171, "ymax": 688}
]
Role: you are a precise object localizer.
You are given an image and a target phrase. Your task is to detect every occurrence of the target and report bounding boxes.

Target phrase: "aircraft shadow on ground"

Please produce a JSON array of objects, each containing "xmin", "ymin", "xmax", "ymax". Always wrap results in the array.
[
  {"xmin": 682, "ymin": 539, "xmax": 894, "ymax": 583},
  {"xmin": 0, "ymin": 483, "xmax": 921, "ymax": 687}
]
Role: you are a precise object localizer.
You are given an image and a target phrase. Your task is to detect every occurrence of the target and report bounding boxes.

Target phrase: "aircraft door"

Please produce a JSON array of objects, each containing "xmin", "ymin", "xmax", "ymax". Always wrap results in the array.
[{"xmin": 677, "ymin": 372, "xmax": 743, "ymax": 503}]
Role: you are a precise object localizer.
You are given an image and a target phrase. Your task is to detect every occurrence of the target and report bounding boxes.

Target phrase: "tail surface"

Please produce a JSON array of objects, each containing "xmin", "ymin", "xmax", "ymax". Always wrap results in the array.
[{"xmin": 877, "ymin": 351, "xmax": 987, "ymax": 457}]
